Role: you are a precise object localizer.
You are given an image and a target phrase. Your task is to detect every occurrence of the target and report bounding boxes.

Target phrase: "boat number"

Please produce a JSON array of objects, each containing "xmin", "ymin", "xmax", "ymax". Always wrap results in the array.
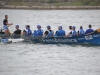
[{"xmin": 85, "ymin": 35, "xmax": 93, "ymax": 40}]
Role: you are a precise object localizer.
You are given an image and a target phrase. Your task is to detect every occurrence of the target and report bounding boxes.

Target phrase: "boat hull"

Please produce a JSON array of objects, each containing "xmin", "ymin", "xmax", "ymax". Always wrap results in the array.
[
  {"xmin": 31, "ymin": 33, "xmax": 100, "ymax": 45},
  {"xmin": 0, "ymin": 33, "xmax": 100, "ymax": 45}
]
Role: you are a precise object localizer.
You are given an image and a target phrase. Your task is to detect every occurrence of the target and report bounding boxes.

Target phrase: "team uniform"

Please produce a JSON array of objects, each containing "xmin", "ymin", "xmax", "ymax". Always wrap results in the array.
[
  {"xmin": 55, "ymin": 30, "xmax": 65, "ymax": 36},
  {"xmin": 23, "ymin": 28, "xmax": 32, "ymax": 36},
  {"xmin": 44, "ymin": 25, "xmax": 54, "ymax": 37},
  {"xmin": 55, "ymin": 26, "xmax": 65, "ymax": 36},
  {"xmin": 33, "ymin": 29, "xmax": 43, "ymax": 36},
  {"xmin": 72, "ymin": 30, "xmax": 77, "ymax": 36},
  {"xmin": 32, "ymin": 25, "xmax": 43, "ymax": 36},
  {"xmin": 85, "ymin": 28, "xmax": 94, "ymax": 34},
  {"xmin": 44, "ymin": 30, "xmax": 54, "ymax": 37},
  {"xmin": 67, "ymin": 30, "xmax": 72, "ymax": 37},
  {"xmin": 78, "ymin": 29, "xmax": 85, "ymax": 35}
]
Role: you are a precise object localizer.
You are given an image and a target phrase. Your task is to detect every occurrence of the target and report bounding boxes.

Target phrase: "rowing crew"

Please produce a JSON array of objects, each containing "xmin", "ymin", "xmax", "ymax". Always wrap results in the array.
[
  {"xmin": 1, "ymin": 15, "xmax": 100, "ymax": 37},
  {"xmin": 2, "ymin": 23, "xmax": 95, "ymax": 37}
]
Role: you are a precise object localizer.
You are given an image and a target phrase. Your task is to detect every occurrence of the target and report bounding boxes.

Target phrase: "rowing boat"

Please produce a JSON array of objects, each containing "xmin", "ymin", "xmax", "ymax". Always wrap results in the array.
[
  {"xmin": 0, "ymin": 34, "xmax": 24, "ymax": 43},
  {"xmin": 31, "ymin": 33, "xmax": 100, "ymax": 45},
  {"xmin": 0, "ymin": 33, "xmax": 100, "ymax": 45}
]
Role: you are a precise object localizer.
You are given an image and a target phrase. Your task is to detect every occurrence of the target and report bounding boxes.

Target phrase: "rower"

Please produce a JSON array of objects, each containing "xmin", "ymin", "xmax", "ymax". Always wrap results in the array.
[
  {"xmin": 22, "ymin": 25, "xmax": 32, "ymax": 36},
  {"xmin": 32, "ymin": 25, "xmax": 43, "ymax": 36},
  {"xmin": 3, "ymin": 15, "xmax": 13, "ymax": 35},
  {"xmin": 13, "ymin": 25, "xmax": 21, "ymax": 38},
  {"xmin": 72, "ymin": 26, "xmax": 77, "ymax": 36},
  {"xmin": 55, "ymin": 26, "xmax": 65, "ymax": 36},
  {"xmin": 13, "ymin": 25, "xmax": 21, "ymax": 34},
  {"xmin": 77, "ymin": 26, "xmax": 85, "ymax": 36},
  {"xmin": 85, "ymin": 24, "xmax": 94, "ymax": 34},
  {"xmin": 44, "ymin": 25, "xmax": 54, "ymax": 37},
  {"xmin": 66, "ymin": 26, "xmax": 72, "ymax": 37}
]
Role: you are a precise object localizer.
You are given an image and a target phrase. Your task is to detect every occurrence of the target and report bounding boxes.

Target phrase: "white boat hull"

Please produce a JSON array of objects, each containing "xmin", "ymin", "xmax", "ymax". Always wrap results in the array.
[{"xmin": 0, "ymin": 38, "xmax": 24, "ymax": 43}]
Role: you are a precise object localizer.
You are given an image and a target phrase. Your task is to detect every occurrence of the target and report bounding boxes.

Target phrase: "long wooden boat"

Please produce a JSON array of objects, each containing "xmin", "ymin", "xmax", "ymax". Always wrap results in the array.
[{"xmin": 0, "ymin": 33, "xmax": 100, "ymax": 45}]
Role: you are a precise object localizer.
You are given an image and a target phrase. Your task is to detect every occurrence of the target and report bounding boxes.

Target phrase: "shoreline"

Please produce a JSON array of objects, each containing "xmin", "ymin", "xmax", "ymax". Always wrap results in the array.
[{"xmin": 0, "ymin": 5, "xmax": 100, "ymax": 10}]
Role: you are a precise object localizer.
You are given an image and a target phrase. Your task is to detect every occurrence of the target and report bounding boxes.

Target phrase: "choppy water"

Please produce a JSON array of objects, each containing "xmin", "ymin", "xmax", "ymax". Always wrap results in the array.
[{"xmin": 0, "ymin": 9, "xmax": 100, "ymax": 75}]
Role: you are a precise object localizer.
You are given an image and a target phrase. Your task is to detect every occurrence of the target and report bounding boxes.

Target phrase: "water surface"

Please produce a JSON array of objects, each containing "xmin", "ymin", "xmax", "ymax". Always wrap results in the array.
[{"xmin": 0, "ymin": 9, "xmax": 100, "ymax": 75}]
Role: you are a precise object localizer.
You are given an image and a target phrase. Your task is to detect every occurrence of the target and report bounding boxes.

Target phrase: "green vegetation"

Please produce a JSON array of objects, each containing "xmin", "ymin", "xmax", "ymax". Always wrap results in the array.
[
  {"xmin": 77, "ymin": 0, "xmax": 100, "ymax": 6},
  {"xmin": 0, "ymin": 0, "xmax": 100, "ymax": 6}
]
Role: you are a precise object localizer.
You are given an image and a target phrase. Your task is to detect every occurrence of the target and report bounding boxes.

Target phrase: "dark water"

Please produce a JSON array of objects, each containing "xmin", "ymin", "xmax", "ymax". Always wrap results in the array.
[{"xmin": 0, "ymin": 9, "xmax": 100, "ymax": 75}]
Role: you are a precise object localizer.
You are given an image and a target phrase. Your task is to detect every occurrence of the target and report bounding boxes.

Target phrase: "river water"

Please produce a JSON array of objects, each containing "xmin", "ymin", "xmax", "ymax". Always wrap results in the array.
[{"xmin": 0, "ymin": 9, "xmax": 100, "ymax": 75}]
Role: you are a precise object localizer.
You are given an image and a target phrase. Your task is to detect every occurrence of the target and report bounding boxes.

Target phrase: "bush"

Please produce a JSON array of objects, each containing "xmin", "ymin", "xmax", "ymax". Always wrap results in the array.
[
  {"xmin": 79, "ymin": 0, "xmax": 100, "ymax": 6},
  {"xmin": 89, "ymin": 2, "xmax": 96, "ymax": 6},
  {"xmin": 83, "ymin": 0, "xmax": 91, "ymax": 5}
]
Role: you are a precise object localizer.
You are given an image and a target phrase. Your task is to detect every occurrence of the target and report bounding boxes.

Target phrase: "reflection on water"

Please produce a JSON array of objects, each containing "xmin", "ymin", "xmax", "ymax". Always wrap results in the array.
[{"xmin": 0, "ymin": 9, "xmax": 100, "ymax": 75}]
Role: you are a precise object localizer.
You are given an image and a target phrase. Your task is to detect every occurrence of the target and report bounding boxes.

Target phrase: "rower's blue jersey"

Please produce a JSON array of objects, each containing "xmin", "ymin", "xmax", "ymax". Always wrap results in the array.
[
  {"xmin": 27, "ymin": 29, "xmax": 32, "ymax": 35},
  {"xmin": 55, "ymin": 30, "xmax": 65, "ymax": 36},
  {"xmin": 79, "ymin": 29, "xmax": 85, "ymax": 35},
  {"xmin": 24, "ymin": 29, "xmax": 32, "ymax": 36},
  {"xmin": 72, "ymin": 30, "xmax": 76, "ymax": 36},
  {"xmin": 85, "ymin": 28, "xmax": 94, "ymax": 34},
  {"xmin": 32, "ymin": 29, "xmax": 43, "ymax": 36}
]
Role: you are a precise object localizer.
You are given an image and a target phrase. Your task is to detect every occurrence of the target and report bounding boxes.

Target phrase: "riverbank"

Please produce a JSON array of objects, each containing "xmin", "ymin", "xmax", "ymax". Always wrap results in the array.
[{"xmin": 0, "ymin": 5, "xmax": 100, "ymax": 10}]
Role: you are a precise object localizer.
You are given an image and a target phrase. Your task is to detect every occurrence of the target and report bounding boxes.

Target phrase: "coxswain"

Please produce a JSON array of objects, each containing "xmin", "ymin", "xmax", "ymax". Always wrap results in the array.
[{"xmin": 3, "ymin": 15, "xmax": 13, "ymax": 35}]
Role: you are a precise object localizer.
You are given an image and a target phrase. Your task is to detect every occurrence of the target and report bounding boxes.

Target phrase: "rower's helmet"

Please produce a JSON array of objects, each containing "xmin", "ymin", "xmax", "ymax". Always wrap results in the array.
[
  {"xmin": 37, "ymin": 25, "xmax": 41, "ymax": 29},
  {"xmin": 16, "ymin": 25, "xmax": 19, "ymax": 28},
  {"xmin": 59, "ymin": 26, "xmax": 62, "ymax": 30},
  {"xmin": 72, "ymin": 26, "xmax": 76, "ymax": 29},
  {"xmin": 47, "ymin": 25, "xmax": 51, "ymax": 29}
]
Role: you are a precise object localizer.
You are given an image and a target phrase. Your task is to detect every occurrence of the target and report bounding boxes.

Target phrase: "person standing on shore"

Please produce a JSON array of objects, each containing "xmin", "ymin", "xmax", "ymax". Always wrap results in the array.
[{"xmin": 3, "ymin": 15, "xmax": 13, "ymax": 35}]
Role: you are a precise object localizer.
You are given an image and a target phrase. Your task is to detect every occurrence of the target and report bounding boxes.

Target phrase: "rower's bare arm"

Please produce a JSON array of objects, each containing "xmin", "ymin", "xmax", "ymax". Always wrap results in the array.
[
  {"xmin": 66, "ymin": 33, "xmax": 70, "ymax": 37},
  {"xmin": 44, "ymin": 33, "xmax": 46, "ymax": 37},
  {"xmin": 6, "ymin": 22, "xmax": 13, "ymax": 26}
]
